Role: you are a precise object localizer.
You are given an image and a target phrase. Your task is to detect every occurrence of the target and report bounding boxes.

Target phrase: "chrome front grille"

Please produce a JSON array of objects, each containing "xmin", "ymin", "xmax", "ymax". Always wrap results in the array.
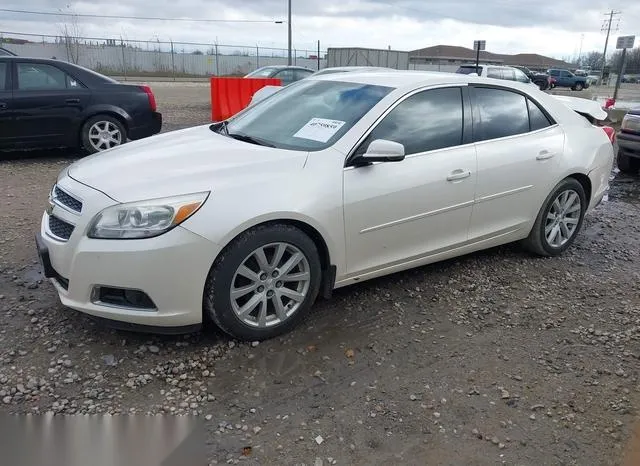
[
  {"xmin": 54, "ymin": 185, "xmax": 83, "ymax": 213},
  {"xmin": 48, "ymin": 215, "xmax": 75, "ymax": 240}
]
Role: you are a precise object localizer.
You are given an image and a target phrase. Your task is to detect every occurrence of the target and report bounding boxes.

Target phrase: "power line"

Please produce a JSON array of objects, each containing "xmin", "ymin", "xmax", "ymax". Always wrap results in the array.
[{"xmin": 0, "ymin": 8, "xmax": 284, "ymax": 24}]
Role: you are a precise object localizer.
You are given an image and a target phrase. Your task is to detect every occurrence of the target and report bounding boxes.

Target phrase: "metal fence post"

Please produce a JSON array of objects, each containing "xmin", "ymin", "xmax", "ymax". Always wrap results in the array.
[
  {"xmin": 120, "ymin": 37, "xmax": 127, "ymax": 80},
  {"xmin": 170, "ymin": 40, "xmax": 176, "ymax": 81},
  {"xmin": 256, "ymin": 45, "xmax": 259, "ymax": 69},
  {"xmin": 215, "ymin": 44, "xmax": 219, "ymax": 76},
  {"xmin": 294, "ymin": 48, "xmax": 297, "ymax": 65}
]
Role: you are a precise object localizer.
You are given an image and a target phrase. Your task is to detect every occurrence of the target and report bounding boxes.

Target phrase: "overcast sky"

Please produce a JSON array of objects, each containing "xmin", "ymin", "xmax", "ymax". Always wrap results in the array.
[{"xmin": 1, "ymin": 1, "xmax": 639, "ymax": 58}]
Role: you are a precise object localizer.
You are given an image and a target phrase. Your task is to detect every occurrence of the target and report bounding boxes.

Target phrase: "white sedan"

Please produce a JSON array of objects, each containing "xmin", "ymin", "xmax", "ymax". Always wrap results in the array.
[{"xmin": 37, "ymin": 71, "xmax": 614, "ymax": 341}]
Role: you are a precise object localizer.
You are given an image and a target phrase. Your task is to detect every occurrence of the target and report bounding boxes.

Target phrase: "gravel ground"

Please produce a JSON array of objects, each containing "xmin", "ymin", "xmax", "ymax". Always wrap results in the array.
[{"xmin": 0, "ymin": 83, "xmax": 639, "ymax": 465}]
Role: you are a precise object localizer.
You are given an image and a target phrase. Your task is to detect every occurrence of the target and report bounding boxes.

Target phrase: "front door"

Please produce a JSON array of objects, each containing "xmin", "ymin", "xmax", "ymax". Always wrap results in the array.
[
  {"xmin": 12, "ymin": 61, "xmax": 91, "ymax": 145},
  {"xmin": 343, "ymin": 86, "xmax": 477, "ymax": 276},
  {"xmin": 468, "ymin": 85, "xmax": 565, "ymax": 240}
]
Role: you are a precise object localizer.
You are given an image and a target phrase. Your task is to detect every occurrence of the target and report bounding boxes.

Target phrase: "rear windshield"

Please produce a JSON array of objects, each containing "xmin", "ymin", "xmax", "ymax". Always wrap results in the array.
[{"xmin": 456, "ymin": 66, "xmax": 482, "ymax": 75}]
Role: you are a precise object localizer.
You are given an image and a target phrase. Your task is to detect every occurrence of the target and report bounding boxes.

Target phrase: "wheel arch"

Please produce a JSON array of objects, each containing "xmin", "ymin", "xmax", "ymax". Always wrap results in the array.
[
  {"xmin": 567, "ymin": 172, "xmax": 592, "ymax": 207},
  {"xmin": 79, "ymin": 107, "xmax": 131, "ymax": 141},
  {"xmin": 211, "ymin": 215, "xmax": 337, "ymax": 299}
]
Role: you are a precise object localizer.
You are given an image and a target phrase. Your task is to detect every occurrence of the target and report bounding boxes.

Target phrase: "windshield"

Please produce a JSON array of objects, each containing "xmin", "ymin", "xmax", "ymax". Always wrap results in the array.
[
  {"xmin": 224, "ymin": 80, "xmax": 393, "ymax": 151},
  {"xmin": 246, "ymin": 67, "xmax": 278, "ymax": 78}
]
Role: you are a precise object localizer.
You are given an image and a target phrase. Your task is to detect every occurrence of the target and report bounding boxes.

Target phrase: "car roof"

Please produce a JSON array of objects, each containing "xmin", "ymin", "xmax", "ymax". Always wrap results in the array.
[
  {"xmin": 254, "ymin": 65, "xmax": 312, "ymax": 71},
  {"xmin": 310, "ymin": 70, "xmax": 485, "ymax": 88}
]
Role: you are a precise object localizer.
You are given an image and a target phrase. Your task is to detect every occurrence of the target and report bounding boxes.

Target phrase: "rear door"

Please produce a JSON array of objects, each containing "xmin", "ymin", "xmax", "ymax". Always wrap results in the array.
[
  {"xmin": 468, "ymin": 85, "xmax": 565, "ymax": 240},
  {"xmin": 12, "ymin": 61, "xmax": 91, "ymax": 145},
  {"xmin": 0, "ymin": 61, "xmax": 13, "ymax": 146}
]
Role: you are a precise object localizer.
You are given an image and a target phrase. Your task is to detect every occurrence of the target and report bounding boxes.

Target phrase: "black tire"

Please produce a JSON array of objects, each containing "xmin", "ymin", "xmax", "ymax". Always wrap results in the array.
[
  {"xmin": 81, "ymin": 114, "xmax": 127, "ymax": 154},
  {"xmin": 617, "ymin": 150, "xmax": 639, "ymax": 174},
  {"xmin": 204, "ymin": 224, "xmax": 322, "ymax": 341},
  {"xmin": 537, "ymin": 80, "xmax": 548, "ymax": 91},
  {"xmin": 522, "ymin": 178, "xmax": 587, "ymax": 257},
  {"xmin": 574, "ymin": 82, "xmax": 584, "ymax": 91}
]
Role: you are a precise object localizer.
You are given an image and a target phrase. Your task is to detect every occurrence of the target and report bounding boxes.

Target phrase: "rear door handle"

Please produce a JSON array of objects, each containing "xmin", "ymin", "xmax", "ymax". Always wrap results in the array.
[
  {"xmin": 0, "ymin": 102, "xmax": 7, "ymax": 110},
  {"xmin": 446, "ymin": 169, "xmax": 472, "ymax": 182},
  {"xmin": 536, "ymin": 150, "xmax": 555, "ymax": 160},
  {"xmin": 65, "ymin": 98, "xmax": 80, "ymax": 104}
]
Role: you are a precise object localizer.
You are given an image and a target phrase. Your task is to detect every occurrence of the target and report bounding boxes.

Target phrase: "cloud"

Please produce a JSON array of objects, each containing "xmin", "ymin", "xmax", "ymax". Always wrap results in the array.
[{"xmin": 1, "ymin": 0, "xmax": 638, "ymax": 58}]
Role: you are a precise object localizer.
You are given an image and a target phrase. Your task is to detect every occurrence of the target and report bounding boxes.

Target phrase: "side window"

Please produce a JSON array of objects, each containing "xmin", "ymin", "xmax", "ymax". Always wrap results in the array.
[
  {"xmin": 487, "ymin": 67, "xmax": 503, "ymax": 79},
  {"xmin": 502, "ymin": 68, "xmax": 516, "ymax": 81},
  {"xmin": 560, "ymin": 71, "xmax": 570, "ymax": 78},
  {"xmin": 274, "ymin": 69, "xmax": 296, "ymax": 85},
  {"xmin": 527, "ymin": 99, "xmax": 552, "ymax": 131},
  {"xmin": 0, "ymin": 63, "xmax": 6, "ymax": 90},
  {"xmin": 513, "ymin": 69, "xmax": 530, "ymax": 83},
  {"xmin": 294, "ymin": 69, "xmax": 312, "ymax": 81},
  {"xmin": 17, "ymin": 63, "xmax": 68, "ymax": 90},
  {"xmin": 472, "ymin": 87, "xmax": 529, "ymax": 141},
  {"xmin": 549, "ymin": 70, "xmax": 558, "ymax": 77},
  {"xmin": 357, "ymin": 87, "xmax": 464, "ymax": 156}
]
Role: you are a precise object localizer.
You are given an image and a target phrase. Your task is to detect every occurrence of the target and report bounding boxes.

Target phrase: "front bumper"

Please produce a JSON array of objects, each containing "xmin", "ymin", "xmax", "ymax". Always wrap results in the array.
[
  {"xmin": 38, "ymin": 175, "xmax": 221, "ymax": 332},
  {"xmin": 617, "ymin": 132, "xmax": 640, "ymax": 159},
  {"xmin": 129, "ymin": 112, "xmax": 162, "ymax": 140}
]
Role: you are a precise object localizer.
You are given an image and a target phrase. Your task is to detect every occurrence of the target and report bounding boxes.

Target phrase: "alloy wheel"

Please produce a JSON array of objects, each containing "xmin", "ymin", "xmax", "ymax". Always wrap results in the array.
[
  {"xmin": 230, "ymin": 242, "xmax": 311, "ymax": 328},
  {"xmin": 545, "ymin": 189, "xmax": 581, "ymax": 247},
  {"xmin": 88, "ymin": 121, "xmax": 123, "ymax": 151}
]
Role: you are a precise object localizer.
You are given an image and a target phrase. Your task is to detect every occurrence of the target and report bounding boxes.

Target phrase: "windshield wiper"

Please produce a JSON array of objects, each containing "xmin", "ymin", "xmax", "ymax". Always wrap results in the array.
[{"xmin": 227, "ymin": 132, "xmax": 276, "ymax": 148}]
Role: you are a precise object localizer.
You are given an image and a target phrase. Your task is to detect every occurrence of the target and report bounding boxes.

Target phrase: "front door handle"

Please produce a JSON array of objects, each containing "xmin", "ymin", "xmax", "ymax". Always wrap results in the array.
[
  {"xmin": 446, "ymin": 169, "xmax": 471, "ymax": 182},
  {"xmin": 65, "ymin": 98, "xmax": 80, "ymax": 104},
  {"xmin": 536, "ymin": 150, "xmax": 555, "ymax": 160},
  {"xmin": 0, "ymin": 102, "xmax": 7, "ymax": 110}
]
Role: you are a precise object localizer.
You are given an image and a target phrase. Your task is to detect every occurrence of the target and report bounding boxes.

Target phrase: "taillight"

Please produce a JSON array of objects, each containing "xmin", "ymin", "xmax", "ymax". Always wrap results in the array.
[
  {"xmin": 601, "ymin": 126, "xmax": 615, "ymax": 144},
  {"xmin": 139, "ymin": 84, "xmax": 157, "ymax": 112}
]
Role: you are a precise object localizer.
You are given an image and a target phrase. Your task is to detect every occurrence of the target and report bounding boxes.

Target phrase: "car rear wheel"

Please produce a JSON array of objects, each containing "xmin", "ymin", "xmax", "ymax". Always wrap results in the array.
[
  {"xmin": 204, "ymin": 224, "xmax": 322, "ymax": 341},
  {"xmin": 617, "ymin": 150, "xmax": 639, "ymax": 174},
  {"xmin": 574, "ymin": 83, "xmax": 584, "ymax": 91},
  {"xmin": 81, "ymin": 115, "xmax": 127, "ymax": 154},
  {"xmin": 522, "ymin": 178, "xmax": 586, "ymax": 257}
]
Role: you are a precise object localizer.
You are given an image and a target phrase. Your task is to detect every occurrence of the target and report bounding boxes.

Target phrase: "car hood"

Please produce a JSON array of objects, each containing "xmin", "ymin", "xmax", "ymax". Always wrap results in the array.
[
  {"xmin": 67, "ymin": 125, "xmax": 308, "ymax": 203},
  {"xmin": 551, "ymin": 95, "xmax": 608, "ymax": 121}
]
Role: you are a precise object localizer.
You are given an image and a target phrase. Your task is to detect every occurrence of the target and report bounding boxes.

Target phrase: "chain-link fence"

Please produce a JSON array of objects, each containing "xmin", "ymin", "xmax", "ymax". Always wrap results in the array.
[{"xmin": 1, "ymin": 32, "xmax": 327, "ymax": 78}]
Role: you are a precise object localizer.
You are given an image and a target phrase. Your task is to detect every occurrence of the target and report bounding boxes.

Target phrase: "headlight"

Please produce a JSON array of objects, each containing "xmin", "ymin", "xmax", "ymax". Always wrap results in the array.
[
  {"xmin": 621, "ymin": 113, "xmax": 640, "ymax": 133},
  {"xmin": 87, "ymin": 192, "xmax": 209, "ymax": 239}
]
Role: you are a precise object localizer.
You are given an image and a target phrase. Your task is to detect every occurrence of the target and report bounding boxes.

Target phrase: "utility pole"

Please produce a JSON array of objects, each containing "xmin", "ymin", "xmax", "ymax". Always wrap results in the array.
[
  {"xmin": 577, "ymin": 33, "xmax": 584, "ymax": 66},
  {"xmin": 599, "ymin": 10, "xmax": 621, "ymax": 85},
  {"xmin": 287, "ymin": 0, "xmax": 292, "ymax": 65}
]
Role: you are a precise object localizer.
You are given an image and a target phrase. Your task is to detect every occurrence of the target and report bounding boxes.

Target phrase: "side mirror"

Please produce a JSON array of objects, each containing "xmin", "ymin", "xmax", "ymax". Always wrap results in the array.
[{"xmin": 353, "ymin": 139, "xmax": 405, "ymax": 166}]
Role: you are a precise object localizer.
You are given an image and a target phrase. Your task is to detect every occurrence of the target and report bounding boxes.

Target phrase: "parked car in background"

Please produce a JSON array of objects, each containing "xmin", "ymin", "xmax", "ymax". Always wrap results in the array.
[
  {"xmin": 455, "ymin": 64, "xmax": 538, "ymax": 89},
  {"xmin": 512, "ymin": 65, "xmax": 551, "ymax": 90},
  {"xmin": 547, "ymin": 69, "xmax": 589, "ymax": 91},
  {"xmin": 37, "ymin": 71, "xmax": 614, "ymax": 340},
  {"xmin": 0, "ymin": 47, "xmax": 17, "ymax": 56},
  {"xmin": 248, "ymin": 66, "xmax": 393, "ymax": 106},
  {"xmin": 244, "ymin": 66, "xmax": 314, "ymax": 86},
  {"xmin": 617, "ymin": 107, "xmax": 640, "ymax": 173},
  {"xmin": 586, "ymin": 75, "xmax": 600, "ymax": 86},
  {"xmin": 0, "ymin": 57, "xmax": 161, "ymax": 153}
]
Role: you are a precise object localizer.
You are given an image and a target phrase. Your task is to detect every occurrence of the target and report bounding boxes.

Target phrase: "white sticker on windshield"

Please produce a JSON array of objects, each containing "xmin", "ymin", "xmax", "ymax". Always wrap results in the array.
[{"xmin": 293, "ymin": 118, "xmax": 346, "ymax": 143}]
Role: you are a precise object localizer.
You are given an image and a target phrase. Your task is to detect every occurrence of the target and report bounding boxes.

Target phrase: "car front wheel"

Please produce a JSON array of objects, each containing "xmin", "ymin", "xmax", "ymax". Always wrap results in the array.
[
  {"xmin": 523, "ymin": 178, "xmax": 586, "ymax": 257},
  {"xmin": 81, "ymin": 115, "xmax": 127, "ymax": 154},
  {"xmin": 204, "ymin": 224, "xmax": 322, "ymax": 341}
]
